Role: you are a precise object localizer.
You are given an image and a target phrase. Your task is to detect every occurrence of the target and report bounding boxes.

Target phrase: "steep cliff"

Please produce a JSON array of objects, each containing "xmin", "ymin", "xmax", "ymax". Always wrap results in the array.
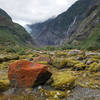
[{"xmin": 66, "ymin": 3, "xmax": 100, "ymax": 50}]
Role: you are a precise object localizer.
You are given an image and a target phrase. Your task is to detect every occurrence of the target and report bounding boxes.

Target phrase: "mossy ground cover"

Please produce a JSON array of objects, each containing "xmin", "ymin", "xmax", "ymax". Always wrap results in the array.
[{"xmin": 0, "ymin": 49, "xmax": 100, "ymax": 99}]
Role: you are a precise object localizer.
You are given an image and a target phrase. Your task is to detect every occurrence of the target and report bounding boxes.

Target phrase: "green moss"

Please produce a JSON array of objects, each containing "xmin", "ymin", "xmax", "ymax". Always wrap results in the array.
[
  {"xmin": 86, "ymin": 58, "xmax": 99, "ymax": 65},
  {"xmin": 51, "ymin": 58, "xmax": 67, "ymax": 69},
  {"xmin": 37, "ymin": 61, "xmax": 48, "ymax": 65},
  {"xmin": 51, "ymin": 71, "xmax": 76, "ymax": 90},
  {"xmin": 74, "ymin": 62, "xmax": 87, "ymax": 70},
  {"xmin": 40, "ymin": 88, "xmax": 66, "ymax": 99},
  {"xmin": 51, "ymin": 57, "xmax": 87, "ymax": 70},
  {"xmin": 55, "ymin": 51, "xmax": 67, "ymax": 57},
  {"xmin": 0, "ymin": 54, "xmax": 19, "ymax": 62},
  {"xmin": 76, "ymin": 82, "xmax": 87, "ymax": 88},
  {"xmin": 0, "ymin": 80, "xmax": 11, "ymax": 92},
  {"xmin": 76, "ymin": 54, "xmax": 85, "ymax": 60},
  {"xmin": 89, "ymin": 62, "xmax": 100, "ymax": 72},
  {"xmin": 0, "ymin": 62, "xmax": 8, "ymax": 71},
  {"xmin": 90, "ymin": 55, "xmax": 100, "ymax": 60},
  {"xmin": 79, "ymin": 22, "xmax": 100, "ymax": 50},
  {"xmin": 66, "ymin": 59, "xmax": 79, "ymax": 67}
]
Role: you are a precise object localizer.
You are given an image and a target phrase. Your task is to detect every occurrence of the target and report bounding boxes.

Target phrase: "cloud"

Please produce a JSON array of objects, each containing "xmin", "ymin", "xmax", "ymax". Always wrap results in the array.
[{"xmin": 0, "ymin": 0, "xmax": 77, "ymax": 26}]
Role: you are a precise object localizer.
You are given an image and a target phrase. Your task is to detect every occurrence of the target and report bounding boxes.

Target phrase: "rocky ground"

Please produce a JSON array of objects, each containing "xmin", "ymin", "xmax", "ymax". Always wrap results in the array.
[{"xmin": 0, "ymin": 49, "xmax": 100, "ymax": 100}]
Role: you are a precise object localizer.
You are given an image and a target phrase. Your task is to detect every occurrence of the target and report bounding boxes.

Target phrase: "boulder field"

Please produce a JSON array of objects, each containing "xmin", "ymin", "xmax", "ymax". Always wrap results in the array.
[{"xmin": 0, "ymin": 50, "xmax": 100, "ymax": 100}]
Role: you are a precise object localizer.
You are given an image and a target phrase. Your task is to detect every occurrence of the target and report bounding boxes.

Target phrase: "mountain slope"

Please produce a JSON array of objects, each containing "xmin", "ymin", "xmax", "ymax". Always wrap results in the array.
[
  {"xmin": 0, "ymin": 8, "xmax": 37, "ymax": 48},
  {"xmin": 67, "ymin": 4, "xmax": 100, "ymax": 50},
  {"xmin": 29, "ymin": 0, "xmax": 99, "ymax": 46}
]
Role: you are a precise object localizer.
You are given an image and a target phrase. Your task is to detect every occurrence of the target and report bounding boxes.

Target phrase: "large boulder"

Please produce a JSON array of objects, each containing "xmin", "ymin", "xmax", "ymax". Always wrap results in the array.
[{"xmin": 8, "ymin": 60, "xmax": 52, "ymax": 88}]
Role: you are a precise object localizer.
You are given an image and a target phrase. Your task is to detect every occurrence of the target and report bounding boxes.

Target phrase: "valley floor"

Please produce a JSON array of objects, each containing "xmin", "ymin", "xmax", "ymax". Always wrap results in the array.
[{"xmin": 0, "ymin": 49, "xmax": 100, "ymax": 100}]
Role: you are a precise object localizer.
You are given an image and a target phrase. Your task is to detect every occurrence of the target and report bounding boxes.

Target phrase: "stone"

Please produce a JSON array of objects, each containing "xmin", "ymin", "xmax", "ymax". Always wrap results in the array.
[
  {"xmin": 8, "ymin": 60, "xmax": 52, "ymax": 88},
  {"xmin": 51, "ymin": 71, "xmax": 76, "ymax": 90},
  {"xmin": 34, "ymin": 56, "xmax": 51, "ymax": 64},
  {"xmin": 88, "ymin": 62, "xmax": 100, "ymax": 72},
  {"xmin": 55, "ymin": 51, "xmax": 67, "ymax": 57},
  {"xmin": 68, "ymin": 50, "xmax": 82, "ymax": 56},
  {"xmin": 40, "ymin": 88, "xmax": 66, "ymax": 99},
  {"xmin": 0, "ymin": 71, "xmax": 11, "ymax": 92},
  {"xmin": 0, "ymin": 79, "xmax": 11, "ymax": 92},
  {"xmin": 51, "ymin": 57, "xmax": 67, "ymax": 69},
  {"xmin": 0, "ymin": 54, "xmax": 19, "ymax": 62},
  {"xmin": 85, "ymin": 51, "xmax": 100, "ymax": 56},
  {"xmin": 73, "ymin": 62, "xmax": 87, "ymax": 70}
]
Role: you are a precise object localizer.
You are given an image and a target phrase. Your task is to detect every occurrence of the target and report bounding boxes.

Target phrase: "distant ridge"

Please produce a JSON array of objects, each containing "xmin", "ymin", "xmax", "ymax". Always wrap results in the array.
[{"xmin": 0, "ymin": 8, "xmax": 38, "ymax": 48}]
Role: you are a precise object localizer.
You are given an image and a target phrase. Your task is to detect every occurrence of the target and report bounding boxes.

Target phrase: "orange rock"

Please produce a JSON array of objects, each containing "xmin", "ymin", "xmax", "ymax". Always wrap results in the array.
[{"xmin": 8, "ymin": 60, "xmax": 52, "ymax": 88}]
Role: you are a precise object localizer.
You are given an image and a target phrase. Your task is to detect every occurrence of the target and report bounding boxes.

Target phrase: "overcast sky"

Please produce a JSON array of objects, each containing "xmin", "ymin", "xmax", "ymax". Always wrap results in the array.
[{"xmin": 0, "ymin": 0, "xmax": 77, "ymax": 26}]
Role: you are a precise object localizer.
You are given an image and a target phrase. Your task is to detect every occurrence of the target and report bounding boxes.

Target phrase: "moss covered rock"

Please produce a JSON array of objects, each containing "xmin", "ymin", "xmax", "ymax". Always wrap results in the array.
[
  {"xmin": 65, "ymin": 58, "xmax": 87, "ymax": 70},
  {"xmin": 51, "ymin": 57, "xmax": 87, "ymax": 70},
  {"xmin": 55, "ymin": 51, "xmax": 67, "ymax": 57},
  {"xmin": 74, "ymin": 62, "xmax": 87, "ymax": 70},
  {"xmin": 34, "ymin": 56, "xmax": 51, "ymax": 64},
  {"xmin": 37, "ymin": 61, "xmax": 48, "ymax": 65},
  {"xmin": 86, "ymin": 58, "xmax": 99, "ymax": 65},
  {"xmin": 88, "ymin": 62, "xmax": 100, "ymax": 72},
  {"xmin": 51, "ymin": 57, "xmax": 67, "ymax": 69},
  {"xmin": 0, "ymin": 62, "xmax": 8, "ymax": 71},
  {"xmin": 0, "ymin": 54, "xmax": 19, "ymax": 62},
  {"xmin": 40, "ymin": 88, "xmax": 66, "ymax": 99},
  {"xmin": 68, "ymin": 50, "xmax": 82, "ymax": 56},
  {"xmin": 0, "ymin": 79, "xmax": 11, "ymax": 92},
  {"xmin": 51, "ymin": 71, "xmax": 76, "ymax": 90}
]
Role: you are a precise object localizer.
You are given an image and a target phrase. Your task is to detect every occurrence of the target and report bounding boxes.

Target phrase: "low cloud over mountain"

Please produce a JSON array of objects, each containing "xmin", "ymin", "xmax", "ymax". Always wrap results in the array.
[{"xmin": 0, "ymin": 0, "xmax": 77, "ymax": 25}]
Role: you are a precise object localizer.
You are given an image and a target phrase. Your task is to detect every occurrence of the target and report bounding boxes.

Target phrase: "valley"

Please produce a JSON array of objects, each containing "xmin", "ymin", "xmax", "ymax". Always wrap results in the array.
[{"xmin": 0, "ymin": 0, "xmax": 100, "ymax": 100}]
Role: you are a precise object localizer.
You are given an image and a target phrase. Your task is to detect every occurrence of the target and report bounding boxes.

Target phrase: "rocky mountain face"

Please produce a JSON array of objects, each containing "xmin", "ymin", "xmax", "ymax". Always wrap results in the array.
[
  {"xmin": 0, "ymin": 8, "xmax": 37, "ymax": 48},
  {"xmin": 29, "ymin": 0, "xmax": 99, "ymax": 46},
  {"xmin": 64, "ymin": 1, "xmax": 100, "ymax": 50}
]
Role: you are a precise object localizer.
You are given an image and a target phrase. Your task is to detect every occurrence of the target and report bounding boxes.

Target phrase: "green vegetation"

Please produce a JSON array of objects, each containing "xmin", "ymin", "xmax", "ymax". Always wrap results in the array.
[
  {"xmin": 51, "ymin": 71, "xmax": 76, "ymax": 90},
  {"xmin": 62, "ymin": 3, "xmax": 100, "ymax": 51},
  {"xmin": 0, "ymin": 24, "xmax": 35, "ymax": 48},
  {"xmin": 79, "ymin": 23, "xmax": 100, "ymax": 50},
  {"xmin": 0, "ymin": 8, "xmax": 37, "ymax": 51},
  {"xmin": 40, "ymin": 88, "xmax": 66, "ymax": 99},
  {"xmin": 0, "ymin": 49, "xmax": 100, "ymax": 99},
  {"xmin": 0, "ymin": 2, "xmax": 100, "ymax": 100}
]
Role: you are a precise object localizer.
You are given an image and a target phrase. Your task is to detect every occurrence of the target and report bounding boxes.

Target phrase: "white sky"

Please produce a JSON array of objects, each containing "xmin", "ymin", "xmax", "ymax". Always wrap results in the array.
[{"xmin": 0, "ymin": 0, "xmax": 77, "ymax": 26}]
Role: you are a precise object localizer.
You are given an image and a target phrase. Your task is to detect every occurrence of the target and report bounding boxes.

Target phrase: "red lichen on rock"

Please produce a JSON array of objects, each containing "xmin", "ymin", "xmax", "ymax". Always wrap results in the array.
[{"xmin": 8, "ymin": 60, "xmax": 52, "ymax": 88}]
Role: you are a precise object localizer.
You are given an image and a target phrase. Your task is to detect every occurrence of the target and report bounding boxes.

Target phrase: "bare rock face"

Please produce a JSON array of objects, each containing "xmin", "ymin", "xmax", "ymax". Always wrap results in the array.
[{"xmin": 8, "ymin": 60, "xmax": 52, "ymax": 88}]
